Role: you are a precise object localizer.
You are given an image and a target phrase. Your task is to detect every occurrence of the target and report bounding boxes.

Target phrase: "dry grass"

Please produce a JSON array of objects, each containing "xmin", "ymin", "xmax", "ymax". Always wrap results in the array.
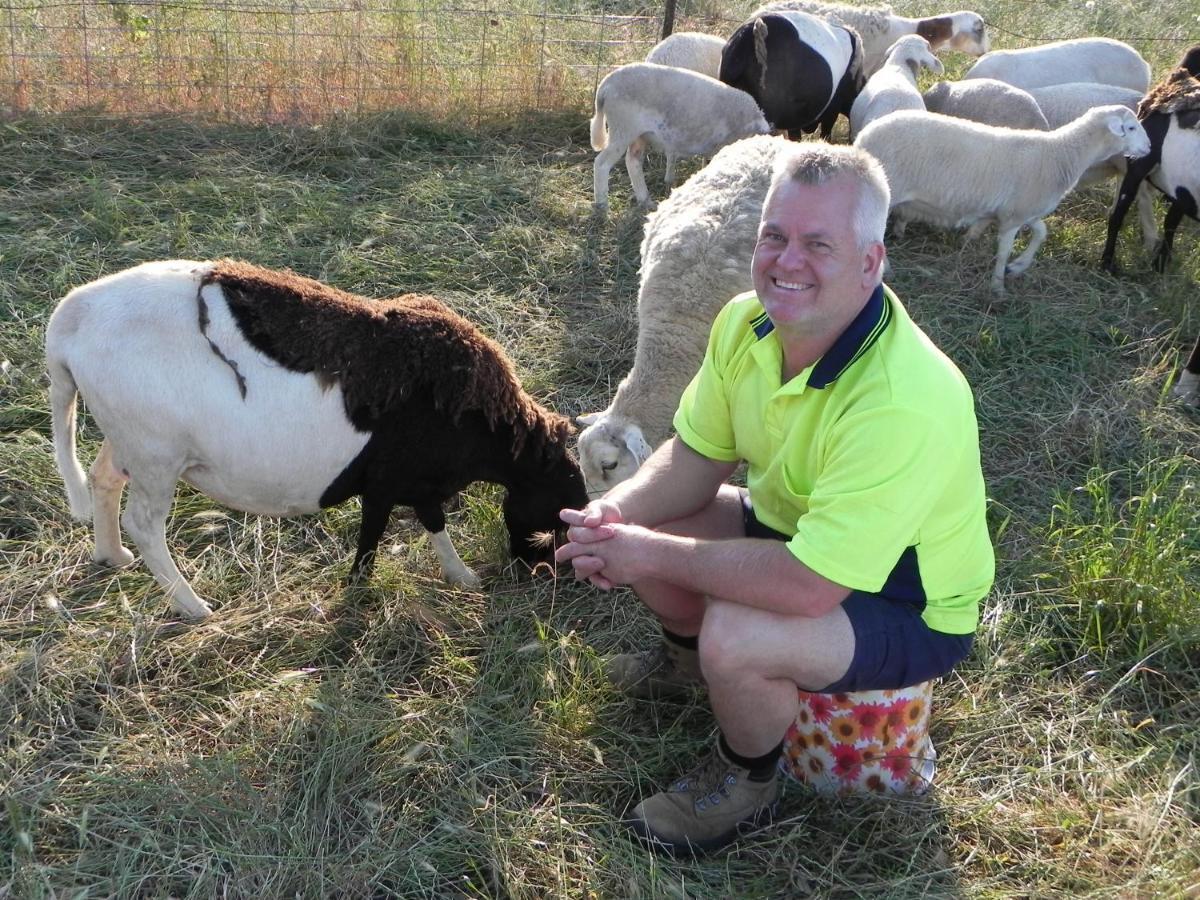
[{"xmin": 3, "ymin": 0, "xmax": 1200, "ymax": 897}]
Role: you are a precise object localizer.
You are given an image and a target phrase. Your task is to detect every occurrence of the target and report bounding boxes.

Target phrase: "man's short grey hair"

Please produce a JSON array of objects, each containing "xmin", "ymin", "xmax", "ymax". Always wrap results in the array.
[{"xmin": 768, "ymin": 143, "xmax": 891, "ymax": 249}]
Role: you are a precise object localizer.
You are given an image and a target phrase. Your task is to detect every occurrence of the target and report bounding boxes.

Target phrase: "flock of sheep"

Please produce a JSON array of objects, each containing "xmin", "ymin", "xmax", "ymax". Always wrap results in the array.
[
  {"xmin": 42, "ymin": 2, "xmax": 1200, "ymax": 618},
  {"xmin": 579, "ymin": 0, "xmax": 1200, "ymax": 498}
]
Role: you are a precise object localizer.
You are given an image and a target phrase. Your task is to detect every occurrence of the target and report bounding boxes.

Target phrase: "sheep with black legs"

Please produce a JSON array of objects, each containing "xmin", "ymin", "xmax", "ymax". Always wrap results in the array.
[
  {"xmin": 856, "ymin": 106, "xmax": 1151, "ymax": 293},
  {"xmin": 750, "ymin": 1, "xmax": 988, "ymax": 75},
  {"xmin": 46, "ymin": 259, "xmax": 588, "ymax": 619},
  {"xmin": 578, "ymin": 135, "xmax": 789, "ymax": 494},
  {"xmin": 589, "ymin": 62, "xmax": 771, "ymax": 212},
  {"xmin": 1101, "ymin": 46, "xmax": 1200, "ymax": 405},
  {"xmin": 719, "ymin": 9, "xmax": 865, "ymax": 139}
]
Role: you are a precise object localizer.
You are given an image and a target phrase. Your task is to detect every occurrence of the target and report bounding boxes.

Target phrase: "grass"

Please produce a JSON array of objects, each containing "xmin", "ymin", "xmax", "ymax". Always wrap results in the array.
[{"xmin": 3, "ymin": 0, "xmax": 1200, "ymax": 896}]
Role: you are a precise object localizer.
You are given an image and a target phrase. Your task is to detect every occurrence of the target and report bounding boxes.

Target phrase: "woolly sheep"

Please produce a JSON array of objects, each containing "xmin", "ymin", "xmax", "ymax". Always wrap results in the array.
[
  {"xmin": 719, "ymin": 9, "xmax": 865, "ymax": 139},
  {"xmin": 856, "ymin": 106, "xmax": 1151, "ymax": 293},
  {"xmin": 752, "ymin": 1, "xmax": 988, "ymax": 75},
  {"xmin": 1101, "ymin": 46, "xmax": 1200, "ymax": 405},
  {"xmin": 46, "ymin": 260, "xmax": 587, "ymax": 619},
  {"xmin": 590, "ymin": 62, "xmax": 771, "ymax": 211},
  {"xmin": 577, "ymin": 135, "xmax": 790, "ymax": 494},
  {"xmin": 964, "ymin": 38, "xmax": 1151, "ymax": 93},
  {"xmin": 849, "ymin": 35, "xmax": 943, "ymax": 139},
  {"xmin": 645, "ymin": 31, "xmax": 725, "ymax": 78},
  {"xmin": 922, "ymin": 78, "xmax": 1050, "ymax": 130}
]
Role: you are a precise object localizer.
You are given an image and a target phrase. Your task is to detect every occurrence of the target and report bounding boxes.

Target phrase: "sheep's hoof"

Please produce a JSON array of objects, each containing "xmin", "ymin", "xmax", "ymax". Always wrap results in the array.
[
  {"xmin": 95, "ymin": 547, "xmax": 136, "ymax": 568},
  {"xmin": 449, "ymin": 570, "xmax": 483, "ymax": 590},
  {"xmin": 636, "ymin": 198, "xmax": 658, "ymax": 212},
  {"xmin": 171, "ymin": 599, "xmax": 214, "ymax": 622},
  {"xmin": 591, "ymin": 202, "xmax": 609, "ymax": 219},
  {"xmin": 1100, "ymin": 259, "xmax": 1120, "ymax": 276}
]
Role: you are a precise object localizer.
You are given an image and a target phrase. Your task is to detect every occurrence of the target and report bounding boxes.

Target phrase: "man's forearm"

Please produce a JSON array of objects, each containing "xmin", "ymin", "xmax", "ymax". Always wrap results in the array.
[
  {"xmin": 640, "ymin": 532, "xmax": 851, "ymax": 618},
  {"xmin": 605, "ymin": 437, "xmax": 736, "ymax": 528}
]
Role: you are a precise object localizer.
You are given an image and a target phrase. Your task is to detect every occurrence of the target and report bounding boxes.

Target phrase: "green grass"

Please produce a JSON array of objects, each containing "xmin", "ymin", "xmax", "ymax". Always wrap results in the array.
[{"xmin": 3, "ymin": 1, "xmax": 1200, "ymax": 896}]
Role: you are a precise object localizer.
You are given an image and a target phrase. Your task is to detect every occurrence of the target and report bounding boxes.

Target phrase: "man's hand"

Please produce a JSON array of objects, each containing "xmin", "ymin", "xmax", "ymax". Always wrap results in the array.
[{"xmin": 558, "ymin": 500, "xmax": 622, "ymax": 588}]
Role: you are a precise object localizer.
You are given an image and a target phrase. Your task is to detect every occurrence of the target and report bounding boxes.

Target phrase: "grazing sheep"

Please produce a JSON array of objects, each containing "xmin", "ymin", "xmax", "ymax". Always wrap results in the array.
[
  {"xmin": 719, "ymin": 9, "xmax": 865, "ymax": 138},
  {"xmin": 46, "ymin": 259, "xmax": 587, "ymax": 619},
  {"xmin": 1030, "ymin": 82, "xmax": 1143, "ymax": 129},
  {"xmin": 590, "ymin": 62, "xmax": 771, "ymax": 211},
  {"xmin": 578, "ymin": 135, "xmax": 790, "ymax": 495},
  {"xmin": 922, "ymin": 78, "xmax": 1050, "ymax": 130},
  {"xmin": 856, "ymin": 106, "xmax": 1151, "ymax": 293},
  {"xmin": 849, "ymin": 35, "xmax": 943, "ymax": 139},
  {"xmin": 1100, "ymin": 46, "xmax": 1200, "ymax": 404},
  {"xmin": 645, "ymin": 31, "xmax": 726, "ymax": 78},
  {"xmin": 751, "ymin": 1, "xmax": 988, "ymax": 75},
  {"xmin": 964, "ymin": 38, "xmax": 1151, "ymax": 93}
]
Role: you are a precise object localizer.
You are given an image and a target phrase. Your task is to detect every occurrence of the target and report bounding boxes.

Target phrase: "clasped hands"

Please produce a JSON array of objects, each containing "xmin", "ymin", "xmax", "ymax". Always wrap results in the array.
[{"xmin": 555, "ymin": 500, "xmax": 655, "ymax": 590}]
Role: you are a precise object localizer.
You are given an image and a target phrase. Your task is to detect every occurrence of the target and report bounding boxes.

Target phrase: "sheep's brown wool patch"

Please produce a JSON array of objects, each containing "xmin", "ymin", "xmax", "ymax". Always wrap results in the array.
[
  {"xmin": 915, "ymin": 17, "xmax": 952, "ymax": 48},
  {"xmin": 202, "ymin": 260, "xmax": 572, "ymax": 459},
  {"xmin": 1139, "ymin": 61, "xmax": 1200, "ymax": 120}
]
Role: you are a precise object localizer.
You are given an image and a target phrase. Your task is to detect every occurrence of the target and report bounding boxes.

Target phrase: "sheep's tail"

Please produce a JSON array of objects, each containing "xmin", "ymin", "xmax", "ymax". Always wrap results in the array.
[
  {"xmin": 753, "ymin": 18, "xmax": 770, "ymax": 94},
  {"xmin": 590, "ymin": 89, "xmax": 608, "ymax": 151},
  {"xmin": 47, "ymin": 356, "xmax": 92, "ymax": 522}
]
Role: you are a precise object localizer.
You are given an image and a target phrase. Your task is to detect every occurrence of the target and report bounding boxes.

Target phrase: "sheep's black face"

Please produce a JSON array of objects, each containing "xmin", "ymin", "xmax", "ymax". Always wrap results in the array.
[{"xmin": 503, "ymin": 453, "xmax": 588, "ymax": 575}]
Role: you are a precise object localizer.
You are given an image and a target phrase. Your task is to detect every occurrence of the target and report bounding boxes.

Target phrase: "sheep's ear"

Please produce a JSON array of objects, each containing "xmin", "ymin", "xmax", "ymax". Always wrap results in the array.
[
  {"xmin": 576, "ymin": 412, "xmax": 602, "ymax": 426},
  {"xmin": 927, "ymin": 56, "xmax": 944, "ymax": 75},
  {"xmin": 623, "ymin": 427, "xmax": 653, "ymax": 465},
  {"xmin": 1107, "ymin": 114, "xmax": 1127, "ymax": 136}
]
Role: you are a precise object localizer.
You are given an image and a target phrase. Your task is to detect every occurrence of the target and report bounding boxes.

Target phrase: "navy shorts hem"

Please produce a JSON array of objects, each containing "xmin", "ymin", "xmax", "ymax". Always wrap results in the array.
[{"xmin": 740, "ymin": 490, "xmax": 974, "ymax": 692}]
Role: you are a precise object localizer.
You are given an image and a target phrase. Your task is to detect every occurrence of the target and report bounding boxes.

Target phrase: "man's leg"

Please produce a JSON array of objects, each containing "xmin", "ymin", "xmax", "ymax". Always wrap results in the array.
[{"xmin": 607, "ymin": 485, "xmax": 746, "ymax": 698}]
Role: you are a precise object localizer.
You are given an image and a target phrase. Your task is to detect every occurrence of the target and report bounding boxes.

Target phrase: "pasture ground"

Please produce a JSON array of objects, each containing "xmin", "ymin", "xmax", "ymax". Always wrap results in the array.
[{"xmin": 3, "ymin": 3, "xmax": 1200, "ymax": 896}]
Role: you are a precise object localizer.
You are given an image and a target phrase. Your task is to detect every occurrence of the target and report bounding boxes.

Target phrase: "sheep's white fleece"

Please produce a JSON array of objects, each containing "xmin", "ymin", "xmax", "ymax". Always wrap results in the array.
[
  {"xmin": 849, "ymin": 35, "xmax": 942, "ymax": 138},
  {"xmin": 590, "ymin": 63, "xmax": 770, "ymax": 209},
  {"xmin": 965, "ymin": 38, "xmax": 1151, "ymax": 93},
  {"xmin": 856, "ymin": 106, "xmax": 1151, "ymax": 292},
  {"xmin": 922, "ymin": 78, "xmax": 1049, "ymax": 130},
  {"xmin": 1029, "ymin": 82, "xmax": 1144, "ymax": 129},
  {"xmin": 577, "ymin": 135, "xmax": 791, "ymax": 494},
  {"xmin": 645, "ymin": 31, "xmax": 725, "ymax": 78}
]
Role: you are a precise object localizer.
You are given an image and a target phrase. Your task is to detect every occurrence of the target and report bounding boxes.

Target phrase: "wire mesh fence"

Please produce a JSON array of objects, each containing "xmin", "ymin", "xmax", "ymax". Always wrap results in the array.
[{"xmin": 0, "ymin": 0, "xmax": 740, "ymax": 123}]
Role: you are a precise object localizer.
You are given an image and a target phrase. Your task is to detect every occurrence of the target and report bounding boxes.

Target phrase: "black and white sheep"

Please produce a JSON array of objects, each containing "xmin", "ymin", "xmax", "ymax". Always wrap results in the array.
[
  {"xmin": 1101, "ymin": 46, "xmax": 1200, "ymax": 404},
  {"xmin": 46, "ymin": 259, "xmax": 588, "ymax": 619},
  {"xmin": 751, "ymin": 1, "xmax": 988, "ymax": 75},
  {"xmin": 589, "ymin": 62, "xmax": 771, "ymax": 211},
  {"xmin": 856, "ymin": 106, "xmax": 1151, "ymax": 293},
  {"xmin": 719, "ymin": 9, "xmax": 864, "ymax": 139},
  {"xmin": 577, "ymin": 135, "xmax": 790, "ymax": 494},
  {"xmin": 964, "ymin": 38, "xmax": 1151, "ymax": 93},
  {"xmin": 849, "ymin": 34, "xmax": 943, "ymax": 139},
  {"xmin": 645, "ymin": 31, "xmax": 726, "ymax": 78}
]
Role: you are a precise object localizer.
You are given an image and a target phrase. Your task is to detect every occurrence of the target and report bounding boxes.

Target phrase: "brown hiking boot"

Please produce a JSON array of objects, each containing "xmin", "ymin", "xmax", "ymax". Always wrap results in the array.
[
  {"xmin": 625, "ymin": 743, "xmax": 781, "ymax": 856},
  {"xmin": 605, "ymin": 640, "xmax": 702, "ymax": 699}
]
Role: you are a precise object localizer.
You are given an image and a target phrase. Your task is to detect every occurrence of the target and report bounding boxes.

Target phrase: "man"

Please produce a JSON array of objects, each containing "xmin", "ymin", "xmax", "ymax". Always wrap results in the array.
[{"xmin": 556, "ymin": 143, "xmax": 994, "ymax": 856}]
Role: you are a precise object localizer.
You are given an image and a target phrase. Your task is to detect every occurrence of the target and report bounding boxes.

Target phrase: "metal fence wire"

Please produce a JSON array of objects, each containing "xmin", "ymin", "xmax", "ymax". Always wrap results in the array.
[{"xmin": 0, "ymin": 0, "xmax": 738, "ymax": 123}]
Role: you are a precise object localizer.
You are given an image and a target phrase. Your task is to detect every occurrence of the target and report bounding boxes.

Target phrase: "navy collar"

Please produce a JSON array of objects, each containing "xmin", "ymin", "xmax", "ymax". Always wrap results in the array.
[{"xmin": 750, "ymin": 284, "xmax": 892, "ymax": 389}]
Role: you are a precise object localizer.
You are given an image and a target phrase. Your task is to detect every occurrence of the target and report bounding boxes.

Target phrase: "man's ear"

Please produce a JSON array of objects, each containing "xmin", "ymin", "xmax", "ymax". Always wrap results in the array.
[{"xmin": 863, "ymin": 242, "xmax": 887, "ymax": 285}]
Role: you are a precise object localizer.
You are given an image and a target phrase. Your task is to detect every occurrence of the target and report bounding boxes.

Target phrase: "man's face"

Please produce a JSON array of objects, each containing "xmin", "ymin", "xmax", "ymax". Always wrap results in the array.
[{"xmin": 751, "ymin": 176, "xmax": 883, "ymax": 336}]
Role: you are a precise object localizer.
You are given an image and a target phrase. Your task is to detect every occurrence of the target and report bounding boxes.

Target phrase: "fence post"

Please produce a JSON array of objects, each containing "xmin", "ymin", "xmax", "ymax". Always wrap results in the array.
[{"xmin": 661, "ymin": 0, "xmax": 676, "ymax": 40}]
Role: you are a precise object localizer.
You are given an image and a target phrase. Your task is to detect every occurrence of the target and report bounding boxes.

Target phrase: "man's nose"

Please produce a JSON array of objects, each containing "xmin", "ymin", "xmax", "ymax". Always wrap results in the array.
[{"xmin": 776, "ymin": 240, "xmax": 809, "ymax": 269}]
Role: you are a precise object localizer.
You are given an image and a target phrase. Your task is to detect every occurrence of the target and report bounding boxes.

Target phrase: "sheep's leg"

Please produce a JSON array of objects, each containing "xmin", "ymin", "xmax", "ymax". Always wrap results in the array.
[
  {"xmin": 1135, "ymin": 182, "xmax": 1159, "ymax": 252},
  {"xmin": 1101, "ymin": 167, "xmax": 1149, "ymax": 272},
  {"xmin": 1153, "ymin": 193, "xmax": 1193, "ymax": 273},
  {"xmin": 90, "ymin": 440, "xmax": 135, "ymax": 568},
  {"xmin": 48, "ymin": 366, "xmax": 91, "ymax": 522},
  {"xmin": 592, "ymin": 142, "xmax": 624, "ymax": 212},
  {"xmin": 1173, "ymin": 334, "xmax": 1200, "ymax": 404},
  {"xmin": 663, "ymin": 151, "xmax": 676, "ymax": 189},
  {"xmin": 963, "ymin": 220, "xmax": 989, "ymax": 243},
  {"xmin": 1004, "ymin": 218, "xmax": 1047, "ymax": 278},
  {"xmin": 990, "ymin": 225, "xmax": 1021, "ymax": 294},
  {"xmin": 624, "ymin": 137, "xmax": 653, "ymax": 208},
  {"xmin": 349, "ymin": 494, "xmax": 394, "ymax": 583},
  {"xmin": 413, "ymin": 502, "xmax": 481, "ymax": 589},
  {"xmin": 121, "ymin": 464, "xmax": 212, "ymax": 620}
]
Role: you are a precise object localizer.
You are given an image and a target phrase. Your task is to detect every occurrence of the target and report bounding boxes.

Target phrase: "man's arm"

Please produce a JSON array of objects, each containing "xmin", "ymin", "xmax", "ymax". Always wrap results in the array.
[{"xmin": 592, "ymin": 436, "xmax": 738, "ymax": 528}]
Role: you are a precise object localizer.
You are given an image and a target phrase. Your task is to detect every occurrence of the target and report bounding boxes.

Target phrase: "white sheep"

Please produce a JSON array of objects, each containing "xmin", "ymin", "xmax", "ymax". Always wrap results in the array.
[
  {"xmin": 856, "ymin": 106, "xmax": 1151, "ymax": 293},
  {"xmin": 751, "ymin": 1, "xmax": 988, "ymax": 74},
  {"xmin": 964, "ymin": 38, "xmax": 1151, "ymax": 93},
  {"xmin": 46, "ymin": 260, "xmax": 587, "ymax": 619},
  {"xmin": 590, "ymin": 62, "xmax": 771, "ymax": 212},
  {"xmin": 645, "ymin": 31, "xmax": 725, "ymax": 78},
  {"xmin": 1030, "ymin": 81, "xmax": 1144, "ymax": 129},
  {"xmin": 922, "ymin": 78, "xmax": 1050, "ymax": 131},
  {"xmin": 849, "ymin": 35, "xmax": 943, "ymax": 139},
  {"xmin": 577, "ymin": 135, "xmax": 791, "ymax": 494}
]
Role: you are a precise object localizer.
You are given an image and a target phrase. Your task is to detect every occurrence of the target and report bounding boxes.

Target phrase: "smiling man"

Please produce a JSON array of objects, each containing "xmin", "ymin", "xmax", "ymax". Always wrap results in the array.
[{"xmin": 557, "ymin": 143, "xmax": 994, "ymax": 855}]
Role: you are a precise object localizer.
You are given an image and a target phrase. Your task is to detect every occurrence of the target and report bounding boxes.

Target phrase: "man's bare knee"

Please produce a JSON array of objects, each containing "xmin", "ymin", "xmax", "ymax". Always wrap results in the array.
[{"xmin": 698, "ymin": 599, "xmax": 754, "ymax": 681}]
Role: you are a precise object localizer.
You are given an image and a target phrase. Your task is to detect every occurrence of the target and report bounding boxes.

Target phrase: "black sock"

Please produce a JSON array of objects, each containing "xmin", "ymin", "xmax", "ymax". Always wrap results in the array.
[
  {"xmin": 662, "ymin": 628, "xmax": 698, "ymax": 651},
  {"xmin": 719, "ymin": 733, "xmax": 783, "ymax": 782}
]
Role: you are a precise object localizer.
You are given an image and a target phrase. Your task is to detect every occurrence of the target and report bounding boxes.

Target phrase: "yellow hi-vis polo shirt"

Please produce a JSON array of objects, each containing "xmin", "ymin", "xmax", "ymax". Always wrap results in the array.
[{"xmin": 673, "ymin": 285, "xmax": 994, "ymax": 635}]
